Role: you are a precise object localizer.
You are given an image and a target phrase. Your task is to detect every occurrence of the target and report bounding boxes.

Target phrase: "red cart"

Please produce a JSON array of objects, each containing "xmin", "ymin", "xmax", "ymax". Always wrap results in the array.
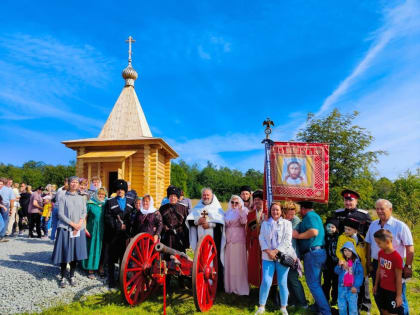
[{"xmin": 119, "ymin": 233, "xmax": 218, "ymax": 314}]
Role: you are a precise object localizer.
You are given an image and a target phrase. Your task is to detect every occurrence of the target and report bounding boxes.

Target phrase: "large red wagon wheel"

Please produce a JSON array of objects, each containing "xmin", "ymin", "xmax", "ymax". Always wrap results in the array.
[
  {"xmin": 192, "ymin": 234, "xmax": 218, "ymax": 312},
  {"xmin": 120, "ymin": 233, "xmax": 159, "ymax": 305}
]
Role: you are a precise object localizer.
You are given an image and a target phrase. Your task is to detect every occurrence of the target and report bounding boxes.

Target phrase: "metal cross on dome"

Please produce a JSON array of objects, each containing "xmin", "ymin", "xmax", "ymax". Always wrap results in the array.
[{"xmin": 125, "ymin": 36, "xmax": 136, "ymax": 64}]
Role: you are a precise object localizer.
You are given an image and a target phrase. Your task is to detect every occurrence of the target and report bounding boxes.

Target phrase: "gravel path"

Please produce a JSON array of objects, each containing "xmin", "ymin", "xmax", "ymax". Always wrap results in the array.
[{"xmin": 0, "ymin": 236, "xmax": 111, "ymax": 314}]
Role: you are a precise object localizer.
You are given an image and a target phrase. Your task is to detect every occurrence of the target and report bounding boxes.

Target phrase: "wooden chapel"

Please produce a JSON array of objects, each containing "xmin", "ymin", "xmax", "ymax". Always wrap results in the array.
[{"xmin": 62, "ymin": 37, "xmax": 178, "ymax": 205}]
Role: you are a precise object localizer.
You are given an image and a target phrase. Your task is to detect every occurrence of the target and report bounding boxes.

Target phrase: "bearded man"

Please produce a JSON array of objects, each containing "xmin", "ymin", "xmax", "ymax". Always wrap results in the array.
[
  {"xmin": 246, "ymin": 190, "xmax": 267, "ymax": 287},
  {"xmin": 240, "ymin": 185, "xmax": 252, "ymax": 209},
  {"xmin": 187, "ymin": 187, "xmax": 226, "ymax": 290}
]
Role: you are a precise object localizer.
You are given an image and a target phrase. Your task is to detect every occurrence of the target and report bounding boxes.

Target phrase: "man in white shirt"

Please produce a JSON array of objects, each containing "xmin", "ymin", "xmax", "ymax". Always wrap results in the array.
[{"xmin": 365, "ymin": 199, "xmax": 414, "ymax": 315}]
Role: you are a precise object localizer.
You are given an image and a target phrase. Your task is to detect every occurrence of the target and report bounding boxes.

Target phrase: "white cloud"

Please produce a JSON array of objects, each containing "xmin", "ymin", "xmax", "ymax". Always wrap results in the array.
[
  {"xmin": 197, "ymin": 34, "xmax": 232, "ymax": 61},
  {"xmin": 168, "ymin": 133, "xmax": 263, "ymax": 168},
  {"xmin": 197, "ymin": 45, "xmax": 211, "ymax": 60},
  {"xmin": 0, "ymin": 33, "xmax": 114, "ymax": 132},
  {"xmin": 0, "ymin": 33, "xmax": 113, "ymax": 86},
  {"xmin": 301, "ymin": 0, "xmax": 420, "ymax": 179},
  {"xmin": 316, "ymin": 0, "xmax": 420, "ymax": 116}
]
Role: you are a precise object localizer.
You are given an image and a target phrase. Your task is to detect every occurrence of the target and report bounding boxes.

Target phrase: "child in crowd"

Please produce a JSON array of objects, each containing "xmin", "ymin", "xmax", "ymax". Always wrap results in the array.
[
  {"xmin": 373, "ymin": 229, "xmax": 404, "ymax": 315},
  {"xmin": 334, "ymin": 242, "xmax": 364, "ymax": 315},
  {"xmin": 336, "ymin": 218, "xmax": 370, "ymax": 313},
  {"xmin": 323, "ymin": 217, "xmax": 340, "ymax": 306},
  {"xmin": 41, "ymin": 195, "xmax": 52, "ymax": 238}
]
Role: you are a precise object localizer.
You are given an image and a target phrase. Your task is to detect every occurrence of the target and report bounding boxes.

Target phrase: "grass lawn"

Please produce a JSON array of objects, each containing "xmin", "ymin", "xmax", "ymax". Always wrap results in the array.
[{"xmin": 34, "ymin": 210, "xmax": 420, "ymax": 315}]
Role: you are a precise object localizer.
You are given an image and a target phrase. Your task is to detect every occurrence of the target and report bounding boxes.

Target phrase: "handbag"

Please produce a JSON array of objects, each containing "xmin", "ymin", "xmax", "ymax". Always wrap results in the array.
[{"xmin": 276, "ymin": 252, "xmax": 298, "ymax": 270}]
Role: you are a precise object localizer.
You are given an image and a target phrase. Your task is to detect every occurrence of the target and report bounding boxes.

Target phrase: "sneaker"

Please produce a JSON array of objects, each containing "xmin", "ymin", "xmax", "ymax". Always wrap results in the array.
[
  {"xmin": 280, "ymin": 308, "xmax": 288, "ymax": 315},
  {"xmin": 18, "ymin": 232, "xmax": 24, "ymax": 237},
  {"xmin": 69, "ymin": 276, "xmax": 76, "ymax": 286},
  {"xmin": 60, "ymin": 277, "xmax": 66, "ymax": 288},
  {"xmin": 255, "ymin": 306, "xmax": 265, "ymax": 315}
]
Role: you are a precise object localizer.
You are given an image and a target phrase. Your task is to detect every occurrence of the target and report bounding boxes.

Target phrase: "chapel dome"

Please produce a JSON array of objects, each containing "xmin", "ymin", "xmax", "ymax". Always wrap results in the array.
[{"xmin": 122, "ymin": 64, "xmax": 138, "ymax": 86}]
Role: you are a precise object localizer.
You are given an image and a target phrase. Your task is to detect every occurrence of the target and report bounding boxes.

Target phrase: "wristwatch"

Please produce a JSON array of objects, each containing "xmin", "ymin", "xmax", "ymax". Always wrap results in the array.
[{"xmin": 406, "ymin": 265, "xmax": 412, "ymax": 269}]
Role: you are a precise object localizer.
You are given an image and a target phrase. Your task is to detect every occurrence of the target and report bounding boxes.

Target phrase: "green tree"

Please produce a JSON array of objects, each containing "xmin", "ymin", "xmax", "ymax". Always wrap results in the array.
[
  {"xmin": 296, "ymin": 109, "xmax": 385, "ymax": 214},
  {"xmin": 170, "ymin": 160, "xmax": 263, "ymax": 201},
  {"xmin": 390, "ymin": 170, "xmax": 420, "ymax": 227},
  {"xmin": 0, "ymin": 160, "xmax": 75, "ymax": 188},
  {"xmin": 373, "ymin": 177, "xmax": 394, "ymax": 201},
  {"xmin": 171, "ymin": 162, "xmax": 188, "ymax": 194}
]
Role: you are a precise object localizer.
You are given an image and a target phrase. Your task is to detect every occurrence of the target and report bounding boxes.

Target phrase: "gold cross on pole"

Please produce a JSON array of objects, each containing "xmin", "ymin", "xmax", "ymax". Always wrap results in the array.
[{"xmin": 125, "ymin": 36, "xmax": 136, "ymax": 64}]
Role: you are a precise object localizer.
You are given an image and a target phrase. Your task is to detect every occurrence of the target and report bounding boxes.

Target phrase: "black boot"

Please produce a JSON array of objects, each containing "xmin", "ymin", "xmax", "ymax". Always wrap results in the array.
[{"xmin": 108, "ymin": 264, "xmax": 116, "ymax": 288}]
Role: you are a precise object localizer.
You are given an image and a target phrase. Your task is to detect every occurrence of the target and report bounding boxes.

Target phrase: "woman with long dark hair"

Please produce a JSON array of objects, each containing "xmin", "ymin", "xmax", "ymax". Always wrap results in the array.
[{"xmin": 256, "ymin": 203, "xmax": 296, "ymax": 315}]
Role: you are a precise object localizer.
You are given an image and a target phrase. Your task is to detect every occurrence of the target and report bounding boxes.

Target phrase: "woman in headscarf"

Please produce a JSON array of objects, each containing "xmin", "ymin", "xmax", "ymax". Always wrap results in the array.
[
  {"xmin": 82, "ymin": 187, "xmax": 107, "ymax": 279},
  {"xmin": 129, "ymin": 195, "xmax": 162, "ymax": 243},
  {"xmin": 224, "ymin": 195, "xmax": 249, "ymax": 295},
  {"xmin": 87, "ymin": 176, "xmax": 102, "ymax": 199},
  {"xmin": 52, "ymin": 176, "xmax": 87, "ymax": 288}
]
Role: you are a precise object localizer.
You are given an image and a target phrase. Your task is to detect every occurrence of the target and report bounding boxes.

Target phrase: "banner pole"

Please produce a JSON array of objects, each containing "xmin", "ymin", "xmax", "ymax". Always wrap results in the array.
[
  {"xmin": 263, "ymin": 138, "xmax": 274, "ymax": 209},
  {"xmin": 262, "ymin": 117, "xmax": 275, "ymax": 211}
]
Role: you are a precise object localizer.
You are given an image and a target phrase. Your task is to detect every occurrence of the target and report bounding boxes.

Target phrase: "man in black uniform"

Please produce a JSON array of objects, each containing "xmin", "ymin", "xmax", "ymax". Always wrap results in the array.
[
  {"xmin": 104, "ymin": 179, "xmax": 135, "ymax": 287},
  {"xmin": 333, "ymin": 189, "xmax": 371, "ymax": 236}
]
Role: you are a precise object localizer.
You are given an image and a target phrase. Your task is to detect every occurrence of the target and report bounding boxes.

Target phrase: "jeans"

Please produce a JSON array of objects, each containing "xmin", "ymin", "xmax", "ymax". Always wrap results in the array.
[
  {"xmin": 50, "ymin": 207, "xmax": 59, "ymax": 241},
  {"xmin": 372, "ymin": 259, "xmax": 409, "ymax": 315},
  {"xmin": 0, "ymin": 210, "xmax": 5, "ymax": 237},
  {"xmin": 287, "ymin": 268, "xmax": 307, "ymax": 306},
  {"xmin": 304, "ymin": 249, "xmax": 331, "ymax": 315},
  {"xmin": 0, "ymin": 208, "xmax": 9, "ymax": 237},
  {"xmin": 41, "ymin": 217, "xmax": 50, "ymax": 236},
  {"xmin": 338, "ymin": 286, "xmax": 358, "ymax": 315},
  {"xmin": 259, "ymin": 260, "xmax": 290, "ymax": 307}
]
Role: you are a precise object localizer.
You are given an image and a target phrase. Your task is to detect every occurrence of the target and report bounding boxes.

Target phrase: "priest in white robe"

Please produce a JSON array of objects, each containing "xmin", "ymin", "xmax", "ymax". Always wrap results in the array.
[{"xmin": 187, "ymin": 187, "xmax": 226, "ymax": 291}]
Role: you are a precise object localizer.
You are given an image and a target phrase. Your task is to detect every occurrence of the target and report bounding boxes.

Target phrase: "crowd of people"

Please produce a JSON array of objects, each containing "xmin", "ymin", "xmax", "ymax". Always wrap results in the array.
[{"xmin": 0, "ymin": 177, "xmax": 414, "ymax": 315}]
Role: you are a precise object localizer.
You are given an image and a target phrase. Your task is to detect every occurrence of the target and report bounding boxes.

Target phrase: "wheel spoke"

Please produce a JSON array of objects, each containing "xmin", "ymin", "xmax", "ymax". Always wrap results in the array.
[
  {"xmin": 206, "ymin": 250, "xmax": 216, "ymax": 266},
  {"xmin": 134, "ymin": 243, "xmax": 144, "ymax": 265},
  {"xmin": 129, "ymin": 254, "xmax": 142, "ymax": 267},
  {"xmin": 143, "ymin": 239, "xmax": 150, "ymax": 260},
  {"xmin": 126, "ymin": 268, "xmax": 143, "ymax": 288},
  {"xmin": 128, "ymin": 273, "xmax": 142, "ymax": 297},
  {"xmin": 126, "ymin": 267, "xmax": 143, "ymax": 272},
  {"xmin": 205, "ymin": 281, "xmax": 211, "ymax": 305},
  {"xmin": 147, "ymin": 252, "xmax": 159, "ymax": 265},
  {"xmin": 132, "ymin": 276, "xmax": 144, "ymax": 303}
]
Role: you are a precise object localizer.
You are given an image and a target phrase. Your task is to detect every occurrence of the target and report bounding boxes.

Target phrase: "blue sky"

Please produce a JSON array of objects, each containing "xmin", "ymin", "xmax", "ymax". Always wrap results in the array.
[{"xmin": 0, "ymin": 0, "xmax": 419, "ymax": 179}]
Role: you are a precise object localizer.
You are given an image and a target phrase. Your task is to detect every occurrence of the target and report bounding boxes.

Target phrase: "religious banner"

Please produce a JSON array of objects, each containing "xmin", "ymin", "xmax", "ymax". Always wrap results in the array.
[{"xmin": 268, "ymin": 141, "xmax": 329, "ymax": 203}]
